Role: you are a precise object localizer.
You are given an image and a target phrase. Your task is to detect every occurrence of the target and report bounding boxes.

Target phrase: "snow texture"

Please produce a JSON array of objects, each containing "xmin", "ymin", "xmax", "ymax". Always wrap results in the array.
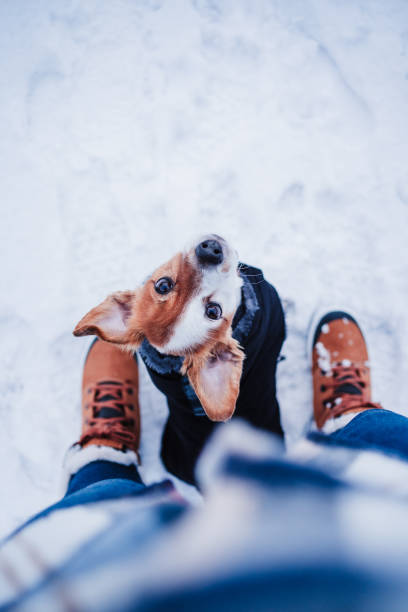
[{"xmin": 1, "ymin": 0, "xmax": 408, "ymax": 537}]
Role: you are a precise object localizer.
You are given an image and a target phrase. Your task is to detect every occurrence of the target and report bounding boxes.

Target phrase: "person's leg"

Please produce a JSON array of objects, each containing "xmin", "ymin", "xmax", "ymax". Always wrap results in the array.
[
  {"xmin": 327, "ymin": 409, "xmax": 408, "ymax": 461},
  {"xmin": 4, "ymin": 339, "xmax": 148, "ymax": 539},
  {"xmin": 66, "ymin": 460, "xmax": 143, "ymax": 495},
  {"xmin": 61, "ymin": 338, "xmax": 144, "ymax": 497}
]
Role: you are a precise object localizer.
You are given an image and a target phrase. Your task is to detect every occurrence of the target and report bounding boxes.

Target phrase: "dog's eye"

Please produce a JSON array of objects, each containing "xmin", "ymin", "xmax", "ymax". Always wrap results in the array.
[
  {"xmin": 155, "ymin": 277, "xmax": 174, "ymax": 295},
  {"xmin": 205, "ymin": 302, "xmax": 222, "ymax": 320}
]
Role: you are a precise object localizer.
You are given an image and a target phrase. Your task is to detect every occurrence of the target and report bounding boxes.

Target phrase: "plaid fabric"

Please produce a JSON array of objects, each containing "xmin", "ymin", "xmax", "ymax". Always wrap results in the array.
[{"xmin": 3, "ymin": 421, "xmax": 408, "ymax": 611}]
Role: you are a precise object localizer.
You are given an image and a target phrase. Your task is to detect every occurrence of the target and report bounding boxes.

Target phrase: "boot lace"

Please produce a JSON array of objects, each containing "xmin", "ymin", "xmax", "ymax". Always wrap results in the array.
[
  {"xmin": 322, "ymin": 363, "xmax": 381, "ymax": 418},
  {"xmin": 79, "ymin": 382, "xmax": 138, "ymax": 450}
]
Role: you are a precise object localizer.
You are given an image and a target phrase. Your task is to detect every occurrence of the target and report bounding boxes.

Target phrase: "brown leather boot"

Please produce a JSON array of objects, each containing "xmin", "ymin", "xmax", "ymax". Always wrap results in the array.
[
  {"xmin": 77, "ymin": 339, "xmax": 141, "ymax": 461},
  {"xmin": 310, "ymin": 310, "xmax": 382, "ymax": 430}
]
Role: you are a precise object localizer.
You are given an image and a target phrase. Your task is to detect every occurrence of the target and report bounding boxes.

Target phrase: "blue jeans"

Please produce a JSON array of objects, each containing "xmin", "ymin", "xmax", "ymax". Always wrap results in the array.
[
  {"xmin": 60, "ymin": 408, "xmax": 408, "ymax": 505},
  {"xmin": 67, "ymin": 460, "xmax": 144, "ymax": 494},
  {"xmin": 310, "ymin": 408, "xmax": 408, "ymax": 462},
  {"xmin": 58, "ymin": 462, "xmax": 146, "ymax": 508}
]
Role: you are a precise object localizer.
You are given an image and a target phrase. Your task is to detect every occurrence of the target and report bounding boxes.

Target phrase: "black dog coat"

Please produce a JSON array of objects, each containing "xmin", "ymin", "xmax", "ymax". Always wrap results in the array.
[{"xmin": 137, "ymin": 264, "xmax": 286, "ymax": 485}]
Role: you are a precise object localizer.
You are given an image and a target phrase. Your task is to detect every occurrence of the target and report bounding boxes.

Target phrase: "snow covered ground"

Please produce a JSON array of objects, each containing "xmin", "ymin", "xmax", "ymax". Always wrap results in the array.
[{"xmin": 1, "ymin": 0, "xmax": 407, "ymax": 537}]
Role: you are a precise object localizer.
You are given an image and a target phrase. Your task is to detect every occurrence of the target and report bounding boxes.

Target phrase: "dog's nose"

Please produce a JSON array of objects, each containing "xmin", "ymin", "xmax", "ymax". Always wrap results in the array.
[{"xmin": 195, "ymin": 239, "xmax": 224, "ymax": 265}]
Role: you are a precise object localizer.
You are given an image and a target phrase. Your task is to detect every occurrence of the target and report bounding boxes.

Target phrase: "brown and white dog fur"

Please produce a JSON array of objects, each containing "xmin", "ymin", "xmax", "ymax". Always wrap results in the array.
[{"xmin": 74, "ymin": 235, "xmax": 244, "ymax": 422}]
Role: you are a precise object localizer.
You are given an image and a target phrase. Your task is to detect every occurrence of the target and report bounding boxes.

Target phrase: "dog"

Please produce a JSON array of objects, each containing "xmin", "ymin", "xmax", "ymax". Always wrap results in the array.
[{"xmin": 74, "ymin": 234, "xmax": 285, "ymax": 484}]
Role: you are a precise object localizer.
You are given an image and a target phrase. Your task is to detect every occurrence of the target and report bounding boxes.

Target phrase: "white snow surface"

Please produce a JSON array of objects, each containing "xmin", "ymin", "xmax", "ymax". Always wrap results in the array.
[{"xmin": 1, "ymin": 0, "xmax": 408, "ymax": 537}]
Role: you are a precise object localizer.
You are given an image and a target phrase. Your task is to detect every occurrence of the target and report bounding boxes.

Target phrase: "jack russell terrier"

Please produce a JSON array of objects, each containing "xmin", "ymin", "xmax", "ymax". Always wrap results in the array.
[{"xmin": 74, "ymin": 234, "xmax": 285, "ymax": 484}]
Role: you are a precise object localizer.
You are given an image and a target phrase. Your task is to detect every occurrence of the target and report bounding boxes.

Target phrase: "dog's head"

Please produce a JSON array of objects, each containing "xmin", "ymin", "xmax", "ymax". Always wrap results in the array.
[{"xmin": 73, "ymin": 234, "xmax": 244, "ymax": 421}]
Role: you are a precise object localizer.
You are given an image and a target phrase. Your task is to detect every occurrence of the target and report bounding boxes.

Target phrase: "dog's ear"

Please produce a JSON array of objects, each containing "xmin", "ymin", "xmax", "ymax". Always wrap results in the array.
[
  {"xmin": 184, "ymin": 336, "xmax": 244, "ymax": 422},
  {"xmin": 73, "ymin": 290, "xmax": 143, "ymax": 347}
]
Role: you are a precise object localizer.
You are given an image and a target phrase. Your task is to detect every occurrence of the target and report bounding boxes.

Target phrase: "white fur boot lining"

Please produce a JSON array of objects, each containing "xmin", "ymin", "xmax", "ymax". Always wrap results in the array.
[{"xmin": 61, "ymin": 444, "xmax": 140, "ymax": 494}]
